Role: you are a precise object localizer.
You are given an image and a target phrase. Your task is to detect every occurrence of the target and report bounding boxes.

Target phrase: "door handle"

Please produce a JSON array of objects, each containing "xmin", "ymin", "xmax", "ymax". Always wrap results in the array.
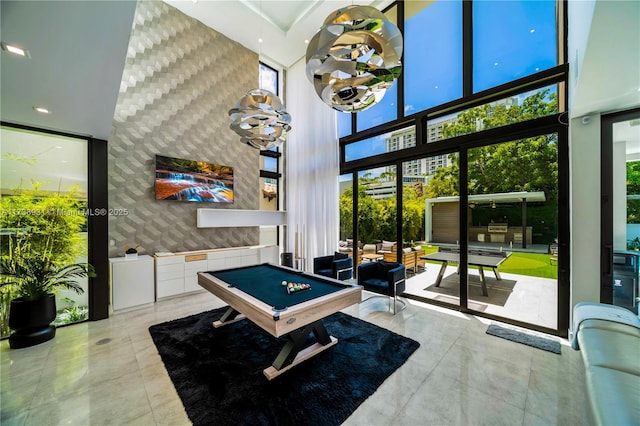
[{"xmin": 604, "ymin": 245, "xmax": 613, "ymax": 277}]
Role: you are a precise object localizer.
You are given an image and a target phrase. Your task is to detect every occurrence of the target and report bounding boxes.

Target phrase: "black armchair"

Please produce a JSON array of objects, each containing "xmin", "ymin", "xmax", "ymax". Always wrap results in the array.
[
  {"xmin": 357, "ymin": 261, "xmax": 406, "ymax": 314},
  {"xmin": 313, "ymin": 252, "xmax": 353, "ymax": 281}
]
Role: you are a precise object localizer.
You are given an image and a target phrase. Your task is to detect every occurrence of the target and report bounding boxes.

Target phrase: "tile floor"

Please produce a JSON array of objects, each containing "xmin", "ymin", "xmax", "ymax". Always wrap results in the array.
[{"xmin": 1, "ymin": 290, "xmax": 590, "ymax": 425}]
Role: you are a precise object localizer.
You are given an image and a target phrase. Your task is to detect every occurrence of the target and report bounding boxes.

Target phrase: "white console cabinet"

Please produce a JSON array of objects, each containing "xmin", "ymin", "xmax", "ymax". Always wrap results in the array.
[
  {"xmin": 110, "ymin": 255, "xmax": 155, "ymax": 311},
  {"xmin": 154, "ymin": 245, "xmax": 279, "ymax": 300}
]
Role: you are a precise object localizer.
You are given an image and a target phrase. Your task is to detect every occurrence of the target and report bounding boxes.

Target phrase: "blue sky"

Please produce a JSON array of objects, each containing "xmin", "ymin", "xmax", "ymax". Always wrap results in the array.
[{"xmin": 341, "ymin": 0, "xmax": 557, "ymax": 163}]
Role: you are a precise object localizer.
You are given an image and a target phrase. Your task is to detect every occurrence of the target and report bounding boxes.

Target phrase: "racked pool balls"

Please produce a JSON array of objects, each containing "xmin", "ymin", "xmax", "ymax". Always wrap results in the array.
[{"xmin": 286, "ymin": 282, "xmax": 311, "ymax": 294}]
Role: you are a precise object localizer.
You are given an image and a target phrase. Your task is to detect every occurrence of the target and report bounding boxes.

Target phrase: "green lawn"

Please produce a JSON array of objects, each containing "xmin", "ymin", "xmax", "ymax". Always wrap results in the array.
[{"xmin": 421, "ymin": 245, "xmax": 557, "ymax": 279}]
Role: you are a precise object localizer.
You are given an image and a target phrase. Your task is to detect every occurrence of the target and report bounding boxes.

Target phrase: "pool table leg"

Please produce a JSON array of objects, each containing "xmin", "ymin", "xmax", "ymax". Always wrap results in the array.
[
  {"xmin": 271, "ymin": 320, "xmax": 333, "ymax": 371},
  {"xmin": 212, "ymin": 306, "xmax": 246, "ymax": 328}
]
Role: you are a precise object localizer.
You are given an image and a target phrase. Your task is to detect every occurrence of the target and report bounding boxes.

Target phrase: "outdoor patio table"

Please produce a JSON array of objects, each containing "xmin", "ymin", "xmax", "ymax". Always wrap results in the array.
[{"xmin": 421, "ymin": 252, "xmax": 510, "ymax": 297}]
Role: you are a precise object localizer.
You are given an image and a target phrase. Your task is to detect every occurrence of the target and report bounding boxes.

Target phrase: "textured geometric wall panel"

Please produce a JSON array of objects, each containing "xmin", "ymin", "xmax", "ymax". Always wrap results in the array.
[{"xmin": 108, "ymin": 0, "xmax": 260, "ymax": 257}]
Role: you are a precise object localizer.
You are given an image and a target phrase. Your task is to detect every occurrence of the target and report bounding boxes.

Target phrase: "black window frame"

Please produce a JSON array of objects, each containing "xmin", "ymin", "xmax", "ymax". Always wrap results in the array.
[{"xmin": 338, "ymin": 0, "xmax": 570, "ymax": 337}]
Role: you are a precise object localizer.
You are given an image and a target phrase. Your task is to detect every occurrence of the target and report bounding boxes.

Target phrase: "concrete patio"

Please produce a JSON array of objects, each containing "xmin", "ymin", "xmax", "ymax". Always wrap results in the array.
[{"xmin": 403, "ymin": 263, "xmax": 558, "ymax": 330}]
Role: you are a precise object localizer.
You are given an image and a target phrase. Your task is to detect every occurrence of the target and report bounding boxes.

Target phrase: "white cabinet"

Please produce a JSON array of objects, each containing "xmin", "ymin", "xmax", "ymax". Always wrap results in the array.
[
  {"xmin": 155, "ymin": 254, "xmax": 184, "ymax": 299},
  {"xmin": 155, "ymin": 245, "xmax": 278, "ymax": 300},
  {"xmin": 184, "ymin": 255, "xmax": 208, "ymax": 293},
  {"xmin": 110, "ymin": 255, "xmax": 154, "ymax": 311}
]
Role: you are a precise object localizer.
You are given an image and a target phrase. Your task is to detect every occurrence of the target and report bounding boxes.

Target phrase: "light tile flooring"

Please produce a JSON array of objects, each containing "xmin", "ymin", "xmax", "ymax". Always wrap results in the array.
[{"xmin": 1, "ymin": 290, "xmax": 590, "ymax": 425}]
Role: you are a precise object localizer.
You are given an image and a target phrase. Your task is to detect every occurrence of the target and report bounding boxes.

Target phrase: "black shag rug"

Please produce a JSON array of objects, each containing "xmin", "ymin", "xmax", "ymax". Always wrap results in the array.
[
  {"xmin": 486, "ymin": 324, "xmax": 561, "ymax": 354},
  {"xmin": 149, "ymin": 307, "xmax": 420, "ymax": 426}
]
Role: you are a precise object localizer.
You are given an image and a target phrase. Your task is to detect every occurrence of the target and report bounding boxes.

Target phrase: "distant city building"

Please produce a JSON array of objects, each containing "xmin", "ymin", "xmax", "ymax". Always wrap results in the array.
[{"xmin": 362, "ymin": 96, "xmax": 518, "ymax": 199}]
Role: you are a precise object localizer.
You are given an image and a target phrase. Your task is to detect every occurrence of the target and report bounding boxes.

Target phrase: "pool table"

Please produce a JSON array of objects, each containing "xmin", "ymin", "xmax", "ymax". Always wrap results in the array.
[{"xmin": 197, "ymin": 263, "xmax": 362, "ymax": 380}]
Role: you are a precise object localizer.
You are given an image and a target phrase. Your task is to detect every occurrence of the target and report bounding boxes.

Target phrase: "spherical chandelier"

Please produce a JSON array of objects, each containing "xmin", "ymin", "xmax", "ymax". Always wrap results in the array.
[
  {"xmin": 305, "ymin": 5, "xmax": 403, "ymax": 113},
  {"xmin": 228, "ymin": 89, "xmax": 292, "ymax": 150}
]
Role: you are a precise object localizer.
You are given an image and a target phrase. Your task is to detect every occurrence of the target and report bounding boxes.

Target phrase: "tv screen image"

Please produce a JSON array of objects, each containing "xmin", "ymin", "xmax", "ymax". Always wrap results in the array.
[{"xmin": 155, "ymin": 155, "xmax": 234, "ymax": 203}]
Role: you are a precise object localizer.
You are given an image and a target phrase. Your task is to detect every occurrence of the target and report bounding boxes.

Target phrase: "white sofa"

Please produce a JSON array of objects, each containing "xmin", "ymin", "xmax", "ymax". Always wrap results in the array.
[{"xmin": 572, "ymin": 302, "xmax": 640, "ymax": 425}]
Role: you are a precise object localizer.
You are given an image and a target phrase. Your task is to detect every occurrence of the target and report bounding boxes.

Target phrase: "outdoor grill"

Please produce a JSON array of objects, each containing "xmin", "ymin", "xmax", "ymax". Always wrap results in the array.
[
  {"xmin": 487, "ymin": 223, "xmax": 508, "ymax": 243},
  {"xmin": 487, "ymin": 223, "xmax": 508, "ymax": 233}
]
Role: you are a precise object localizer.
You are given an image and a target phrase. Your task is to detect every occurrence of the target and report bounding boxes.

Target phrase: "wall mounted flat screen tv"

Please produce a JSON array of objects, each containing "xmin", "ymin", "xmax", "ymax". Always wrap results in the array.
[{"xmin": 155, "ymin": 155, "xmax": 234, "ymax": 203}]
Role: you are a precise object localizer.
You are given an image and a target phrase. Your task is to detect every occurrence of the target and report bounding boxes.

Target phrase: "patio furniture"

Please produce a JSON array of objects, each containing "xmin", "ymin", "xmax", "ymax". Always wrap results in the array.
[
  {"xmin": 313, "ymin": 252, "xmax": 353, "ymax": 281},
  {"xmin": 383, "ymin": 248, "xmax": 417, "ymax": 273},
  {"xmin": 361, "ymin": 252, "xmax": 383, "ymax": 262},
  {"xmin": 412, "ymin": 246, "xmax": 426, "ymax": 271},
  {"xmin": 337, "ymin": 239, "xmax": 363, "ymax": 264},
  {"xmin": 357, "ymin": 261, "xmax": 406, "ymax": 314},
  {"xmin": 377, "ymin": 240, "xmax": 396, "ymax": 254},
  {"xmin": 421, "ymin": 248, "xmax": 511, "ymax": 296},
  {"xmin": 550, "ymin": 244, "xmax": 558, "ymax": 265}
]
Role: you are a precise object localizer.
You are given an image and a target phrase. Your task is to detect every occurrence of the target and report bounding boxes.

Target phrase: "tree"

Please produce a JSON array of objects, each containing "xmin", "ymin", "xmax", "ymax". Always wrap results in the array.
[
  {"xmin": 628, "ymin": 161, "xmax": 640, "ymax": 224},
  {"xmin": 427, "ymin": 89, "xmax": 559, "ymax": 202}
]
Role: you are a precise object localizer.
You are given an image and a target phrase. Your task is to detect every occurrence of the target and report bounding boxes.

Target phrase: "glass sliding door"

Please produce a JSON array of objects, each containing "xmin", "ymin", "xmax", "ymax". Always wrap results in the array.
[
  {"xmin": 402, "ymin": 153, "xmax": 460, "ymax": 309},
  {"xmin": 467, "ymin": 134, "xmax": 559, "ymax": 329},
  {"xmin": 339, "ymin": 173, "xmax": 355, "ymax": 258},
  {"xmin": 357, "ymin": 166, "xmax": 397, "ymax": 268},
  {"xmin": 601, "ymin": 109, "xmax": 640, "ymax": 314},
  {"xmin": 0, "ymin": 126, "xmax": 89, "ymax": 337}
]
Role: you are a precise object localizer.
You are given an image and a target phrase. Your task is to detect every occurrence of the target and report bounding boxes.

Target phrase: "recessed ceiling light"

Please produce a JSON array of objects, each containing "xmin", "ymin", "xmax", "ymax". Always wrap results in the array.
[
  {"xmin": 304, "ymin": 40, "xmax": 309, "ymax": 44},
  {"xmin": 1, "ymin": 42, "xmax": 30, "ymax": 57},
  {"xmin": 33, "ymin": 106, "xmax": 50, "ymax": 114}
]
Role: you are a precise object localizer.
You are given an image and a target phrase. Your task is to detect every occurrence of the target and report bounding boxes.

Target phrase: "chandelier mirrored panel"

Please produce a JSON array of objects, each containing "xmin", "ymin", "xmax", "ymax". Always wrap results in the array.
[
  {"xmin": 228, "ymin": 89, "xmax": 292, "ymax": 150},
  {"xmin": 305, "ymin": 5, "xmax": 403, "ymax": 113}
]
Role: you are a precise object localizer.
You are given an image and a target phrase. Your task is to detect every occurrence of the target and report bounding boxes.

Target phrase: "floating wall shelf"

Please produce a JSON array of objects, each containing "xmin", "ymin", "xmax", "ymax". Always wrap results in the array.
[{"xmin": 197, "ymin": 209, "xmax": 287, "ymax": 228}]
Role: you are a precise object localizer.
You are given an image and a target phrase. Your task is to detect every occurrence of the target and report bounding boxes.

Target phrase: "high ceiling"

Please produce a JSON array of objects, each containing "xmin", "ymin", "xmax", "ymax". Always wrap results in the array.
[
  {"xmin": 164, "ymin": 0, "xmax": 393, "ymax": 69},
  {"xmin": 0, "ymin": 0, "xmax": 637, "ymax": 142}
]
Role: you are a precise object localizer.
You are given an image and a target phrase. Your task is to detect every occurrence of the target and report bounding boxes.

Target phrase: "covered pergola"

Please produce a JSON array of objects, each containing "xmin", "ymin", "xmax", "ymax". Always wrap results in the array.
[{"xmin": 425, "ymin": 191, "xmax": 547, "ymax": 248}]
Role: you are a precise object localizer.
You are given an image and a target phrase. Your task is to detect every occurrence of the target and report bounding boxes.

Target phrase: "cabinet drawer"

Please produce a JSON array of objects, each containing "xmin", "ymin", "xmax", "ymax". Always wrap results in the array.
[
  {"xmin": 207, "ymin": 251, "xmax": 226, "ymax": 261},
  {"xmin": 207, "ymin": 258, "xmax": 225, "ymax": 271},
  {"xmin": 156, "ymin": 278, "xmax": 183, "ymax": 298},
  {"xmin": 155, "ymin": 255, "xmax": 184, "ymax": 266},
  {"xmin": 184, "ymin": 259, "xmax": 208, "ymax": 272},
  {"xmin": 156, "ymin": 263, "xmax": 183, "ymax": 280},
  {"xmin": 241, "ymin": 253, "xmax": 259, "ymax": 266},
  {"xmin": 184, "ymin": 274, "xmax": 202, "ymax": 293}
]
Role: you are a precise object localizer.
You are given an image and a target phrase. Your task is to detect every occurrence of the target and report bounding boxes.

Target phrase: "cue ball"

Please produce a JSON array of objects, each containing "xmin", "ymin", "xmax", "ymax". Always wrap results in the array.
[{"xmin": 281, "ymin": 280, "xmax": 287, "ymax": 286}]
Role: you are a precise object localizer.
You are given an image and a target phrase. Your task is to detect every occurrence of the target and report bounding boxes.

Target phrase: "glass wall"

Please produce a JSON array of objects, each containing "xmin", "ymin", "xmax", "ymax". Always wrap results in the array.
[
  {"xmin": 473, "ymin": 0, "xmax": 557, "ymax": 92},
  {"xmin": 0, "ymin": 126, "xmax": 89, "ymax": 337},
  {"xmin": 338, "ymin": 0, "xmax": 567, "ymax": 335},
  {"xmin": 357, "ymin": 166, "xmax": 398, "ymax": 267},
  {"xmin": 258, "ymin": 62, "xmax": 282, "ymax": 245},
  {"xmin": 466, "ymin": 134, "xmax": 558, "ymax": 329},
  {"xmin": 404, "ymin": 0, "xmax": 463, "ymax": 115},
  {"xmin": 345, "ymin": 125, "xmax": 416, "ymax": 162},
  {"xmin": 402, "ymin": 153, "xmax": 460, "ymax": 308},
  {"xmin": 356, "ymin": 4, "xmax": 399, "ymax": 132},
  {"xmin": 427, "ymin": 85, "xmax": 559, "ymax": 143}
]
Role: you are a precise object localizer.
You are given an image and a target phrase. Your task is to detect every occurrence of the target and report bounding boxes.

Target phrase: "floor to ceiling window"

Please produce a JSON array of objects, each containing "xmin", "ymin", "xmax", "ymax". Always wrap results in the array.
[
  {"xmin": 339, "ymin": 0, "xmax": 568, "ymax": 335},
  {"xmin": 0, "ymin": 125, "xmax": 90, "ymax": 337},
  {"xmin": 258, "ymin": 61, "xmax": 283, "ymax": 246}
]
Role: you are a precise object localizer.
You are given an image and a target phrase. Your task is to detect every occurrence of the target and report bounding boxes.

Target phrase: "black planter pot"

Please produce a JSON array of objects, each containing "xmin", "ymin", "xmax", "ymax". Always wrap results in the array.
[{"xmin": 8, "ymin": 294, "xmax": 57, "ymax": 349}]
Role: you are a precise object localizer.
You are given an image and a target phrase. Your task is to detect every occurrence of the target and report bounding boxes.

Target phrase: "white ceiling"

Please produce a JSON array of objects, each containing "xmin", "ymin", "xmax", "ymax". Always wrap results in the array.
[
  {"xmin": 164, "ymin": 0, "xmax": 393, "ymax": 69},
  {"xmin": 0, "ymin": 0, "xmax": 637, "ymax": 142},
  {"xmin": 0, "ymin": 0, "xmax": 137, "ymax": 140}
]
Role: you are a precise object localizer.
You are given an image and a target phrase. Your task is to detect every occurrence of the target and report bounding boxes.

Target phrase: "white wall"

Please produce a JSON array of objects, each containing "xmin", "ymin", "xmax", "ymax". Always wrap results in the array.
[
  {"xmin": 569, "ymin": 116, "xmax": 602, "ymax": 308},
  {"xmin": 567, "ymin": 0, "xmax": 596, "ymax": 112}
]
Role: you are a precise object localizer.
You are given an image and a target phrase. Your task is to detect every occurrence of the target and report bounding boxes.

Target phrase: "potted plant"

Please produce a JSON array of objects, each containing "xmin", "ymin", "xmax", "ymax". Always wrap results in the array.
[{"xmin": 0, "ymin": 255, "xmax": 95, "ymax": 349}]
